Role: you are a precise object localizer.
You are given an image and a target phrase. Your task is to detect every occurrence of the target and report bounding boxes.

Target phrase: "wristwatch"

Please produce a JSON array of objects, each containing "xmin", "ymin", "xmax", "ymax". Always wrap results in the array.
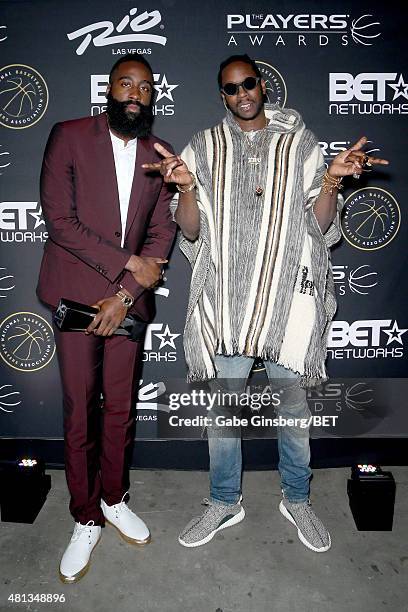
[{"xmin": 115, "ymin": 289, "xmax": 134, "ymax": 308}]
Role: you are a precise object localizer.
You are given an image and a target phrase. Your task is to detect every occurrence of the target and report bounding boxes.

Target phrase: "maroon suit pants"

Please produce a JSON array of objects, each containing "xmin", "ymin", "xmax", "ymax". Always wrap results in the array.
[{"xmin": 53, "ymin": 325, "xmax": 143, "ymax": 525}]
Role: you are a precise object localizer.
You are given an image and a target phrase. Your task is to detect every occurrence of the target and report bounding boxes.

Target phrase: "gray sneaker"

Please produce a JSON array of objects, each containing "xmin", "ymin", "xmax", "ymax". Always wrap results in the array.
[
  {"xmin": 179, "ymin": 497, "xmax": 245, "ymax": 548},
  {"xmin": 279, "ymin": 498, "xmax": 331, "ymax": 552}
]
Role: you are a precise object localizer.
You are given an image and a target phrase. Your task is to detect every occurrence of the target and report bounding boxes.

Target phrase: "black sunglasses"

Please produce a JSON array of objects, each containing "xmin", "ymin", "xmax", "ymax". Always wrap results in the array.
[{"xmin": 221, "ymin": 76, "xmax": 261, "ymax": 96}]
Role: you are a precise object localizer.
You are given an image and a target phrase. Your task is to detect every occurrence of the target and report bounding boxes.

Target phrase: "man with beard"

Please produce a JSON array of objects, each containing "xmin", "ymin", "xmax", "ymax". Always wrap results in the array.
[{"xmin": 37, "ymin": 55, "xmax": 175, "ymax": 582}]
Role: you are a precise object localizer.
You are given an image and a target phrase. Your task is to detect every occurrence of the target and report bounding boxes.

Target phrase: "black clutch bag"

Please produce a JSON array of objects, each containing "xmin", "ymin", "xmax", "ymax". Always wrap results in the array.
[{"xmin": 53, "ymin": 298, "xmax": 147, "ymax": 342}]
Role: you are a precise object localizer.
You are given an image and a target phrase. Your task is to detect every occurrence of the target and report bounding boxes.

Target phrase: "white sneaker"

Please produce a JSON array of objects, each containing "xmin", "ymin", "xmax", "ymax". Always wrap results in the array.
[
  {"xmin": 101, "ymin": 492, "xmax": 151, "ymax": 545},
  {"xmin": 59, "ymin": 521, "xmax": 101, "ymax": 584}
]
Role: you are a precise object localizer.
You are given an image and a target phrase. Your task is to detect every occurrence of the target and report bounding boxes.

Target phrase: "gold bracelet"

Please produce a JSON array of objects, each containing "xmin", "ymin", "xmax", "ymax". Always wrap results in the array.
[
  {"xmin": 176, "ymin": 172, "xmax": 197, "ymax": 193},
  {"xmin": 322, "ymin": 171, "xmax": 343, "ymax": 195}
]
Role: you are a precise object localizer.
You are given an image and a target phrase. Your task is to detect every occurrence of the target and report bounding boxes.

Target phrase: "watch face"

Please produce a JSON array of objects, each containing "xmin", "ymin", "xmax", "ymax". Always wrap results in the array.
[{"xmin": 124, "ymin": 297, "xmax": 133, "ymax": 307}]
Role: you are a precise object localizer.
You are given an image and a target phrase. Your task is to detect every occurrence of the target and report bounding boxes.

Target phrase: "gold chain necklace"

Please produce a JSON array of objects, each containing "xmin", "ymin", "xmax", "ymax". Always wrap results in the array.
[{"xmin": 244, "ymin": 117, "xmax": 269, "ymax": 196}]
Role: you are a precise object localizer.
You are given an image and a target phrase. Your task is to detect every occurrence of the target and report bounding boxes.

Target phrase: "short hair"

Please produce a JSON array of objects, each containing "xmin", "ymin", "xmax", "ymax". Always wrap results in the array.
[
  {"xmin": 217, "ymin": 54, "xmax": 261, "ymax": 89},
  {"xmin": 109, "ymin": 54, "xmax": 153, "ymax": 83}
]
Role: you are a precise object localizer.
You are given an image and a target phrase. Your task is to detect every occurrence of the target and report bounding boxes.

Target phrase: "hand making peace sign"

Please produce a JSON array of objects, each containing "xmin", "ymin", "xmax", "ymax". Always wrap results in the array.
[
  {"xmin": 142, "ymin": 142, "xmax": 194, "ymax": 188},
  {"xmin": 328, "ymin": 136, "xmax": 389, "ymax": 179}
]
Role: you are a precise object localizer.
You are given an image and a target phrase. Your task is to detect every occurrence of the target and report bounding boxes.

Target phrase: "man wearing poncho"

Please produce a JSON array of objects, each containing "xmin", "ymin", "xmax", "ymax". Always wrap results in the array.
[{"xmin": 143, "ymin": 54, "xmax": 388, "ymax": 552}]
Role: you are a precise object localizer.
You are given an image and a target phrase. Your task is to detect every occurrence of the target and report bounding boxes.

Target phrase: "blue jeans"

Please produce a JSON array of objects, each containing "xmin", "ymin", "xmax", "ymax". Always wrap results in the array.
[{"xmin": 207, "ymin": 355, "xmax": 312, "ymax": 505}]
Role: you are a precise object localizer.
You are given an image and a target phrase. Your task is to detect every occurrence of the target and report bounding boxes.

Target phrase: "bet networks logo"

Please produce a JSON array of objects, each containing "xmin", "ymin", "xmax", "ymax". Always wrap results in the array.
[
  {"xmin": 329, "ymin": 72, "xmax": 408, "ymax": 115},
  {"xmin": 327, "ymin": 319, "xmax": 407, "ymax": 360},
  {"xmin": 143, "ymin": 323, "xmax": 180, "ymax": 363},
  {"xmin": 0, "ymin": 201, "xmax": 47, "ymax": 243},
  {"xmin": 67, "ymin": 8, "xmax": 166, "ymax": 56},
  {"xmin": 90, "ymin": 73, "xmax": 179, "ymax": 117},
  {"xmin": 332, "ymin": 264, "xmax": 378, "ymax": 296},
  {"xmin": 226, "ymin": 13, "xmax": 380, "ymax": 48}
]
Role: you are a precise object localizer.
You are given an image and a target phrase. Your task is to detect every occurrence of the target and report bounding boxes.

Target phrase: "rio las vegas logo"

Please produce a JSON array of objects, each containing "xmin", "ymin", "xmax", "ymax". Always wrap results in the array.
[{"xmin": 67, "ymin": 7, "xmax": 166, "ymax": 56}]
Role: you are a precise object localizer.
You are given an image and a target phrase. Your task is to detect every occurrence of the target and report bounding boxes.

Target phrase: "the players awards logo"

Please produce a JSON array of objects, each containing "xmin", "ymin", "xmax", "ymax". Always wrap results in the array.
[
  {"xmin": 0, "ymin": 312, "xmax": 55, "ymax": 372},
  {"xmin": 226, "ymin": 13, "xmax": 381, "ymax": 48},
  {"xmin": 0, "ymin": 65, "xmax": 48, "ymax": 129},
  {"xmin": 349, "ymin": 15, "xmax": 381, "ymax": 46},
  {"xmin": 67, "ymin": 8, "xmax": 166, "ymax": 56},
  {"xmin": 255, "ymin": 61, "xmax": 287, "ymax": 107},
  {"xmin": 332, "ymin": 264, "xmax": 378, "ymax": 296},
  {"xmin": 341, "ymin": 188, "xmax": 400, "ymax": 251}
]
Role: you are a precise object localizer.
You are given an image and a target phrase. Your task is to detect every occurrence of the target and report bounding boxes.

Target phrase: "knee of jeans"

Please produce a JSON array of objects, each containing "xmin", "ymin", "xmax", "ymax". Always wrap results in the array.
[
  {"xmin": 275, "ymin": 384, "xmax": 309, "ymax": 415},
  {"xmin": 207, "ymin": 423, "xmax": 241, "ymax": 440},
  {"xmin": 210, "ymin": 377, "xmax": 247, "ymax": 395},
  {"xmin": 276, "ymin": 399, "xmax": 311, "ymax": 421}
]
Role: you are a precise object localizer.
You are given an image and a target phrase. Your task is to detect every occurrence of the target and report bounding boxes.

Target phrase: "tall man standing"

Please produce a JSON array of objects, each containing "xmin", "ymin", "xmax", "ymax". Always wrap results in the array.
[
  {"xmin": 142, "ymin": 55, "xmax": 388, "ymax": 552},
  {"xmin": 37, "ymin": 55, "xmax": 175, "ymax": 582}
]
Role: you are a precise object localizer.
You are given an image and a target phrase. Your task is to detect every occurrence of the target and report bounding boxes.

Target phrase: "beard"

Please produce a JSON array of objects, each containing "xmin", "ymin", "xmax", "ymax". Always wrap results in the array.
[{"xmin": 106, "ymin": 92, "xmax": 154, "ymax": 139}]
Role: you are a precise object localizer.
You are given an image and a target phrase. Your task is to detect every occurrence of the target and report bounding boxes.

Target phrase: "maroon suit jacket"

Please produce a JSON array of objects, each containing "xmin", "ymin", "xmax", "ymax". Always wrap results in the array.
[{"xmin": 37, "ymin": 112, "xmax": 176, "ymax": 321}]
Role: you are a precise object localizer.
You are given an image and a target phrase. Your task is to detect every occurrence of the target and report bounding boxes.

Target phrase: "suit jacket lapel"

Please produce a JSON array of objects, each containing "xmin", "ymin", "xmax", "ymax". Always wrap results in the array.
[
  {"xmin": 124, "ymin": 137, "xmax": 151, "ymax": 238},
  {"xmin": 93, "ymin": 113, "xmax": 121, "ymax": 232}
]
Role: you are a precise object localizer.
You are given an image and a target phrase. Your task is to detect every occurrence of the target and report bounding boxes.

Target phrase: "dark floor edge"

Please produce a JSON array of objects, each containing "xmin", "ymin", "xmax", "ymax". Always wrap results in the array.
[{"xmin": 0, "ymin": 438, "xmax": 407, "ymax": 470}]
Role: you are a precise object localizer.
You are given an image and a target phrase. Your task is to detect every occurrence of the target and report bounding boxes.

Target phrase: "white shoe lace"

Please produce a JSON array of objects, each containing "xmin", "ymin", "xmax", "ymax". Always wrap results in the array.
[
  {"xmin": 111, "ymin": 491, "xmax": 135, "ymax": 519},
  {"xmin": 71, "ymin": 520, "xmax": 95, "ymax": 543}
]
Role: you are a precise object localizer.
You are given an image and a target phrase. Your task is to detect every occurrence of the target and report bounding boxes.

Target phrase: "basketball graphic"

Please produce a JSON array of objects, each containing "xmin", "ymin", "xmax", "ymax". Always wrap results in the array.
[
  {"xmin": 0, "ymin": 312, "xmax": 55, "ymax": 371},
  {"xmin": 350, "ymin": 200, "xmax": 389, "ymax": 239},
  {"xmin": 255, "ymin": 61, "xmax": 287, "ymax": 107},
  {"xmin": 0, "ymin": 77, "xmax": 37, "ymax": 117},
  {"xmin": 350, "ymin": 14, "xmax": 381, "ymax": 46},
  {"xmin": 345, "ymin": 383, "xmax": 373, "ymax": 412},
  {"xmin": 0, "ymin": 65, "xmax": 48, "ymax": 129},
  {"xmin": 341, "ymin": 188, "xmax": 400, "ymax": 251},
  {"xmin": 0, "ymin": 383, "xmax": 21, "ymax": 413},
  {"xmin": 0, "ymin": 268, "xmax": 15, "ymax": 298},
  {"xmin": 348, "ymin": 265, "xmax": 378, "ymax": 295}
]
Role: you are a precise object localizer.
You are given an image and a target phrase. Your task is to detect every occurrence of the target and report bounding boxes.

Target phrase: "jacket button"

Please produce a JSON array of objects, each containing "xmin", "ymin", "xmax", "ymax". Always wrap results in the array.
[{"xmin": 115, "ymin": 231, "xmax": 121, "ymax": 238}]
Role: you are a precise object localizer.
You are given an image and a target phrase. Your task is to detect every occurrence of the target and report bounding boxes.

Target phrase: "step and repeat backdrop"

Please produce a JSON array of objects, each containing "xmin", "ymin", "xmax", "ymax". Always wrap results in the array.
[{"xmin": 0, "ymin": 1, "xmax": 407, "ymax": 445}]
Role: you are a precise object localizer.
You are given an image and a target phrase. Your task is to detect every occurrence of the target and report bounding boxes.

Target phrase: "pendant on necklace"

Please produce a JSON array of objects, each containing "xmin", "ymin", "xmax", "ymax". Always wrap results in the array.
[
  {"xmin": 248, "ymin": 156, "xmax": 261, "ymax": 165},
  {"xmin": 255, "ymin": 186, "xmax": 264, "ymax": 197}
]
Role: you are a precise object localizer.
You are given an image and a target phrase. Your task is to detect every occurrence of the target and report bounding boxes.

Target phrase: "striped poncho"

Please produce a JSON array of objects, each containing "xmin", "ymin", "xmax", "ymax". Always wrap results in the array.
[{"xmin": 174, "ymin": 104, "xmax": 343, "ymax": 386}]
